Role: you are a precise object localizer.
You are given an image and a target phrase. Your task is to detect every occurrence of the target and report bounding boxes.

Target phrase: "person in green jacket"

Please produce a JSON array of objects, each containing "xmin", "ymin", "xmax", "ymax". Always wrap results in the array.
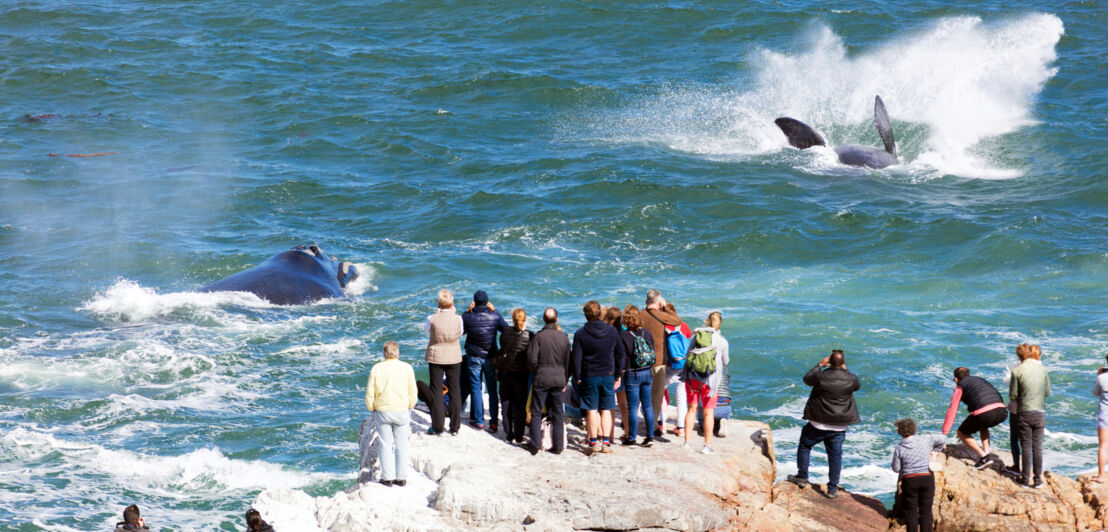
[{"xmin": 1009, "ymin": 343, "xmax": 1050, "ymax": 489}]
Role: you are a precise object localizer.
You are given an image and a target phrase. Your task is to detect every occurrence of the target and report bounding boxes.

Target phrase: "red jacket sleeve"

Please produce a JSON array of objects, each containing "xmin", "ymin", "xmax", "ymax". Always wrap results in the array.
[{"xmin": 941, "ymin": 387, "xmax": 962, "ymax": 434}]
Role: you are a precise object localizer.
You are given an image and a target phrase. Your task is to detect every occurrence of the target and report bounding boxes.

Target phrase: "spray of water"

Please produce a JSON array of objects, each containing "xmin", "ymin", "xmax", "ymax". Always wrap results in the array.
[{"xmin": 600, "ymin": 14, "xmax": 1064, "ymax": 180}]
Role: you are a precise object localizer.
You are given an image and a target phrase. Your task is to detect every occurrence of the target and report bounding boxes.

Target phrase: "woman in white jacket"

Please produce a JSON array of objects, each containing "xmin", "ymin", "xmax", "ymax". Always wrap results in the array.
[{"xmin": 682, "ymin": 311, "xmax": 730, "ymax": 454}]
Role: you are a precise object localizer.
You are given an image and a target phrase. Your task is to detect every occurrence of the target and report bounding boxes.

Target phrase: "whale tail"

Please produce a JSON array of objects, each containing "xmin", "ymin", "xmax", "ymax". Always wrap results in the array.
[
  {"xmin": 873, "ymin": 95, "xmax": 896, "ymax": 157},
  {"xmin": 774, "ymin": 117, "xmax": 826, "ymax": 150}
]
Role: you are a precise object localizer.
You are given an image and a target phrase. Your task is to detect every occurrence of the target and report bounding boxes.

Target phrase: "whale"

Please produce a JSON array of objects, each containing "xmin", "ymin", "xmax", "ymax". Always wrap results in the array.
[
  {"xmin": 775, "ymin": 95, "xmax": 898, "ymax": 169},
  {"xmin": 201, "ymin": 245, "xmax": 358, "ymax": 305}
]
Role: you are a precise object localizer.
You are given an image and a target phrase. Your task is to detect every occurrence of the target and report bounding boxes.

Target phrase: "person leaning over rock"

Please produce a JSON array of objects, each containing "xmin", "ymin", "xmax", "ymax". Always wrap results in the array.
[
  {"xmin": 425, "ymin": 289, "xmax": 463, "ymax": 435},
  {"xmin": 245, "ymin": 508, "xmax": 275, "ymax": 532},
  {"xmin": 461, "ymin": 290, "xmax": 509, "ymax": 432},
  {"xmin": 527, "ymin": 307, "xmax": 572, "ymax": 455},
  {"xmin": 787, "ymin": 349, "xmax": 861, "ymax": 499},
  {"xmin": 496, "ymin": 308, "xmax": 533, "ymax": 444},
  {"xmin": 940, "ymin": 367, "xmax": 1006, "ymax": 470},
  {"xmin": 366, "ymin": 340, "xmax": 418, "ymax": 487},
  {"xmin": 1010, "ymin": 343, "xmax": 1050, "ymax": 489},
  {"xmin": 682, "ymin": 311, "xmax": 729, "ymax": 455},
  {"xmin": 571, "ymin": 300, "xmax": 625, "ymax": 455},
  {"xmin": 113, "ymin": 504, "xmax": 149, "ymax": 531},
  {"xmin": 890, "ymin": 418, "xmax": 945, "ymax": 532},
  {"xmin": 641, "ymin": 289, "xmax": 682, "ymax": 438}
]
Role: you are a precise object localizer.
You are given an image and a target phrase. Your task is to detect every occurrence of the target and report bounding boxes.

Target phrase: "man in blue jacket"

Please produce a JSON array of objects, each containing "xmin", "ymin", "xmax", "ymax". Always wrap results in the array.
[
  {"xmin": 461, "ymin": 290, "xmax": 509, "ymax": 431},
  {"xmin": 572, "ymin": 300, "xmax": 625, "ymax": 455}
]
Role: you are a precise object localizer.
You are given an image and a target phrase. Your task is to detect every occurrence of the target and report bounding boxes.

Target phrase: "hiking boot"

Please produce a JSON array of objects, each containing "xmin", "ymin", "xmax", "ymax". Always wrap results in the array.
[
  {"xmin": 380, "ymin": 480, "xmax": 394, "ymax": 487},
  {"xmin": 786, "ymin": 474, "xmax": 809, "ymax": 488},
  {"xmin": 488, "ymin": 423, "xmax": 498, "ymax": 434},
  {"xmin": 601, "ymin": 444, "xmax": 614, "ymax": 454},
  {"xmin": 393, "ymin": 479, "xmax": 407, "ymax": 487},
  {"xmin": 824, "ymin": 486, "xmax": 838, "ymax": 499},
  {"xmin": 640, "ymin": 437, "xmax": 655, "ymax": 448},
  {"xmin": 700, "ymin": 445, "xmax": 715, "ymax": 455},
  {"xmin": 974, "ymin": 455, "xmax": 996, "ymax": 470}
]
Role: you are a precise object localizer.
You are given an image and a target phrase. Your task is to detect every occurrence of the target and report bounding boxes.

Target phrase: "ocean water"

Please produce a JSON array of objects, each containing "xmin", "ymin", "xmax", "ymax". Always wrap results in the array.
[{"xmin": 0, "ymin": 1, "xmax": 1104, "ymax": 529}]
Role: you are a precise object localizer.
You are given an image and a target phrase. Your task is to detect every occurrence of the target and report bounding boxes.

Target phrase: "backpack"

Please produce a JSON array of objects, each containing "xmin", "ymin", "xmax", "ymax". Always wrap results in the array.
[
  {"xmin": 665, "ymin": 322, "xmax": 693, "ymax": 370},
  {"xmin": 630, "ymin": 331, "xmax": 654, "ymax": 369},
  {"xmin": 686, "ymin": 328, "xmax": 717, "ymax": 379}
]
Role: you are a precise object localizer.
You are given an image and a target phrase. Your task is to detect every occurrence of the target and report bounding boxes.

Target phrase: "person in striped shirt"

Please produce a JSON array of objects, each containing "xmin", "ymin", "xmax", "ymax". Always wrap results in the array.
[{"xmin": 891, "ymin": 418, "xmax": 945, "ymax": 532}]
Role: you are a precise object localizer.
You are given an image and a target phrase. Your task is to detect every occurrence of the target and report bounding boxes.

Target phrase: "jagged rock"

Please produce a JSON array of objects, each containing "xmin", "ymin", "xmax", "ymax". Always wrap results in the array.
[{"xmin": 770, "ymin": 480, "xmax": 890, "ymax": 532}]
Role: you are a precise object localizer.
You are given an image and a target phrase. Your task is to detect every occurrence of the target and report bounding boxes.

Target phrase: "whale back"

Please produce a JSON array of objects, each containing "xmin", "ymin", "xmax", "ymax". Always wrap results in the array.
[
  {"xmin": 774, "ymin": 117, "xmax": 826, "ymax": 150},
  {"xmin": 873, "ymin": 95, "xmax": 896, "ymax": 156}
]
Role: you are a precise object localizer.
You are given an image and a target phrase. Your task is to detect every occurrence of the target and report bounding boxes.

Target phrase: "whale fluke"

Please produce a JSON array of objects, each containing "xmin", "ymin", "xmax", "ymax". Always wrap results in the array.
[
  {"xmin": 774, "ymin": 117, "xmax": 826, "ymax": 149},
  {"xmin": 873, "ymin": 95, "xmax": 896, "ymax": 156}
]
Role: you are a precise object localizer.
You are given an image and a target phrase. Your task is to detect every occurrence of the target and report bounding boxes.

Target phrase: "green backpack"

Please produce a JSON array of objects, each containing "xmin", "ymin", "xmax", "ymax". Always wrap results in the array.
[{"xmin": 687, "ymin": 328, "xmax": 717, "ymax": 379}]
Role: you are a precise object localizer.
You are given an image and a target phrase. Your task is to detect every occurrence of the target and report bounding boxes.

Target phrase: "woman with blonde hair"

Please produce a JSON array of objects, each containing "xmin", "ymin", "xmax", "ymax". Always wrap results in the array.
[
  {"xmin": 366, "ymin": 341, "xmax": 418, "ymax": 486},
  {"xmin": 1009, "ymin": 343, "xmax": 1049, "ymax": 488},
  {"xmin": 497, "ymin": 307, "xmax": 533, "ymax": 446},
  {"xmin": 425, "ymin": 289, "xmax": 463, "ymax": 435}
]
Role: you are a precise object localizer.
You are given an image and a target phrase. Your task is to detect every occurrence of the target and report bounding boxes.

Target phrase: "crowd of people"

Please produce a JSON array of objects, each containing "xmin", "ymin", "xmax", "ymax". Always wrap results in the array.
[{"xmin": 113, "ymin": 288, "xmax": 1091, "ymax": 532}]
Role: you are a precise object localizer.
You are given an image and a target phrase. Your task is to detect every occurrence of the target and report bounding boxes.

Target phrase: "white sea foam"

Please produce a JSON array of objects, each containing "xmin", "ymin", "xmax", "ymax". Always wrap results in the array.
[
  {"xmin": 594, "ymin": 13, "xmax": 1064, "ymax": 181},
  {"xmin": 80, "ymin": 278, "xmax": 271, "ymax": 323}
]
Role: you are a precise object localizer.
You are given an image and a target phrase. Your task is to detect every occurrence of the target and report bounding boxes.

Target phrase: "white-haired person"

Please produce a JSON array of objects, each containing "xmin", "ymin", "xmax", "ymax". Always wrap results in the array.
[
  {"xmin": 367, "ymin": 340, "xmax": 418, "ymax": 487},
  {"xmin": 425, "ymin": 288, "xmax": 463, "ymax": 435}
]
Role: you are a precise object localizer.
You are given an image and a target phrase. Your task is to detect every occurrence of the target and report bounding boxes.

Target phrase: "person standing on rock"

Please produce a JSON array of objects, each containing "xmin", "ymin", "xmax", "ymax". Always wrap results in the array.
[
  {"xmin": 890, "ymin": 418, "xmax": 945, "ymax": 532},
  {"xmin": 425, "ymin": 289, "xmax": 463, "ymax": 436},
  {"xmin": 527, "ymin": 307, "xmax": 572, "ymax": 455},
  {"xmin": 1010, "ymin": 343, "xmax": 1050, "ymax": 489},
  {"xmin": 496, "ymin": 308, "xmax": 533, "ymax": 444},
  {"xmin": 572, "ymin": 300, "xmax": 625, "ymax": 455},
  {"xmin": 367, "ymin": 341, "xmax": 418, "ymax": 487},
  {"xmin": 1093, "ymin": 355, "xmax": 1108, "ymax": 483},
  {"xmin": 786, "ymin": 349, "xmax": 861, "ymax": 499},
  {"xmin": 682, "ymin": 311, "xmax": 729, "ymax": 455},
  {"xmin": 461, "ymin": 290, "xmax": 509, "ymax": 432},
  {"xmin": 641, "ymin": 289, "xmax": 683, "ymax": 438},
  {"xmin": 940, "ymin": 367, "xmax": 1006, "ymax": 470},
  {"xmin": 618, "ymin": 305, "xmax": 656, "ymax": 447}
]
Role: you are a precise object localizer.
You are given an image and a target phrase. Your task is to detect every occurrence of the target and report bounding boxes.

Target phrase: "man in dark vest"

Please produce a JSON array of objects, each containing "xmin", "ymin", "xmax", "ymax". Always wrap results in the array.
[
  {"xmin": 941, "ymin": 366, "xmax": 1006, "ymax": 469},
  {"xmin": 787, "ymin": 349, "xmax": 861, "ymax": 499}
]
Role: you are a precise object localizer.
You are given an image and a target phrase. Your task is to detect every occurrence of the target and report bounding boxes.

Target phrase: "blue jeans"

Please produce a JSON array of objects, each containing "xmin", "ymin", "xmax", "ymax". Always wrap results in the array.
[
  {"xmin": 624, "ymin": 368, "xmax": 654, "ymax": 440},
  {"xmin": 464, "ymin": 355, "xmax": 499, "ymax": 425},
  {"xmin": 375, "ymin": 410, "xmax": 411, "ymax": 481},
  {"xmin": 796, "ymin": 422, "xmax": 846, "ymax": 489}
]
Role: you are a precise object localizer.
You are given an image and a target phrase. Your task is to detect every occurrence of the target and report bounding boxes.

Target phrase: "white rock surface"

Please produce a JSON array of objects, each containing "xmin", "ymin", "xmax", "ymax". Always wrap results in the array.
[{"xmin": 253, "ymin": 395, "xmax": 777, "ymax": 531}]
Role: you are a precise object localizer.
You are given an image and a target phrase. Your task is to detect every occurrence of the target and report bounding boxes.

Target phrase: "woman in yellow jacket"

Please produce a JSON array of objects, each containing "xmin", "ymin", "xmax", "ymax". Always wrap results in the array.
[{"xmin": 366, "ymin": 341, "xmax": 418, "ymax": 486}]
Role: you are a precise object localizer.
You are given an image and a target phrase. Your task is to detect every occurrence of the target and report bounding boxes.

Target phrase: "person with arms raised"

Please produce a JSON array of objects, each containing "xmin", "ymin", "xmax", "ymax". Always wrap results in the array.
[
  {"xmin": 787, "ymin": 349, "xmax": 861, "ymax": 499},
  {"xmin": 461, "ymin": 290, "xmax": 509, "ymax": 431}
]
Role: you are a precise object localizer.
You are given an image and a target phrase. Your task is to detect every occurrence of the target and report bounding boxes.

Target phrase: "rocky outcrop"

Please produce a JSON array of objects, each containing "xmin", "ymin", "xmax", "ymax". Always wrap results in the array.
[{"xmin": 252, "ymin": 404, "xmax": 1107, "ymax": 531}]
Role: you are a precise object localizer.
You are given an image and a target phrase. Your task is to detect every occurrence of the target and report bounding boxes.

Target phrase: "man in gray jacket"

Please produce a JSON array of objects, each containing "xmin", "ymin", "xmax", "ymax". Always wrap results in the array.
[{"xmin": 526, "ymin": 308, "xmax": 571, "ymax": 455}]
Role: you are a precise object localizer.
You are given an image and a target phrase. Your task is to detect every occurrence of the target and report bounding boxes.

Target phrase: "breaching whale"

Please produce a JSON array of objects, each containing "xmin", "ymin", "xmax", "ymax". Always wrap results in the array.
[
  {"xmin": 201, "ymin": 245, "xmax": 358, "ymax": 305},
  {"xmin": 775, "ymin": 95, "xmax": 898, "ymax": 169}
]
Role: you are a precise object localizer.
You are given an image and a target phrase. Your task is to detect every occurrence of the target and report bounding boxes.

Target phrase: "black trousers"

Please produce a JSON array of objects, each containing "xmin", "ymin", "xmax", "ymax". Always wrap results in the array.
[
  {"xmin": 429, "ymin": 362, "xmax": 462, "ymax": 433},
  {"xmin": 530, "ymin": 386, "xmax": 565, "ymax": 451},
  {"xmin": 500, "ymin": 370, "xmax": 530, "ymax": 442},
  {"xmin": 900, "ymin": 474, "xmax": 935, "ymax": 532},
  {"xmin": 1017, "ymin": 410, "xmax": 1045, "ymax": 484}
]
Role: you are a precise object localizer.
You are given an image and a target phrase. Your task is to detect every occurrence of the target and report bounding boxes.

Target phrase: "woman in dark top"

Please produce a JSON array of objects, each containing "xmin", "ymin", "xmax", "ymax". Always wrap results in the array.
[
  {"xmin": 619, "ymin": 306, "xmax": 656, "ymax": 447},
  {"xmin": 497, "ymin": 308, "xmax": 533, "ymax": 444}
]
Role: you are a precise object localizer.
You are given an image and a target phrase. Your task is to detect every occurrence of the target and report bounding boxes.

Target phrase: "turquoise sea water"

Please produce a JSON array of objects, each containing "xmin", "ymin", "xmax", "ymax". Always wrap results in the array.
[{"xmin": 0, "ymin": 1, "xmax": 1104, "ymax": 529}]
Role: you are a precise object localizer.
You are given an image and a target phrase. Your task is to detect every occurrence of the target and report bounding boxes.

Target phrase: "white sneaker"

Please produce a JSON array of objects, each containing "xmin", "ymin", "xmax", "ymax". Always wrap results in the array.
[
  {"xmin": 700, "ymin": 445, "xmax": 715, "ymax": 455},
  {"xmin": 682, "ymin": 442, "xmax": 692, "ymax": 450}
]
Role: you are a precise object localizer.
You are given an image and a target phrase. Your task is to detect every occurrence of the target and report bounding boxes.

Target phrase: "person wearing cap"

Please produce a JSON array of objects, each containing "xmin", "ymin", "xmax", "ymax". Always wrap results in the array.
[{"xmin": 461, "ymin": 290, "xmax": 509, "ymax": 431}]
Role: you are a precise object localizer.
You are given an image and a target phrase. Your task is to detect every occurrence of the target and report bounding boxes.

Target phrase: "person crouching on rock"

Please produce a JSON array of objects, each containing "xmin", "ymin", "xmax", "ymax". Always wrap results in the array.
[
  {"xmin": 940, "ymin": 367, "xmax": 1006, "ymax": 470},
  {"xmin": 113, "ymin": 504, "xmax": 148, "ymax": 531},
  {"xmin": 571, "ymin": 300, "xmax": 625, "ymax": 455},
  {"xmin": 891, "ymin": 418, "xmax": 945, "ymax": 532},
  {"xmin": 527, "ymin": 307, "xmax": 572, "ymax": 455},
  {"xmin": 786, "ymin": 349, "xmax": 861, "ymax": 499},
  {"xmin": 245, "ymin": 508, "xmax": 275, "ymax": 532},
  {"xmin": 366, "ymin": 341, "xmax": 418, "ymax": 487}
]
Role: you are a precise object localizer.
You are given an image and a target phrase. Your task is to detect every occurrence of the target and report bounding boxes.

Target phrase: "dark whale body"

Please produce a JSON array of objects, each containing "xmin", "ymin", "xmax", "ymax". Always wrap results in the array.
[
  {"xmin": 201, "ymin": 245, "xmax": 358, "ymax": 305},
  {"xmin": 775, "ymin": 95, "xmax": 899, "ymax": 169}
]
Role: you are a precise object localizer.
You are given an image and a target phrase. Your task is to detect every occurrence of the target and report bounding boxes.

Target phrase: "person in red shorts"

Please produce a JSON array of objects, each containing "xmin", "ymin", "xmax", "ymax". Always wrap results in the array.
[{"xmin": 681, "ymin": 312, "xmax": 730, "ymax": 454}]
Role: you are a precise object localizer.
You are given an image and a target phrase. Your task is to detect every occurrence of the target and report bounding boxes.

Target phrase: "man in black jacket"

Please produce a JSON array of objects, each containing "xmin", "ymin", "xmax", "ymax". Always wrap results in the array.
[
  {"xmin": 526, "ymin": 307, "xmax": 571, "ymax": 455},
  {"xmin": 787, "ymin": 349, "xmax": 861, "ymax": 499},
  {"xmin": 461, "ymin": 290, "xmax": 509, "ymax": 431}
]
